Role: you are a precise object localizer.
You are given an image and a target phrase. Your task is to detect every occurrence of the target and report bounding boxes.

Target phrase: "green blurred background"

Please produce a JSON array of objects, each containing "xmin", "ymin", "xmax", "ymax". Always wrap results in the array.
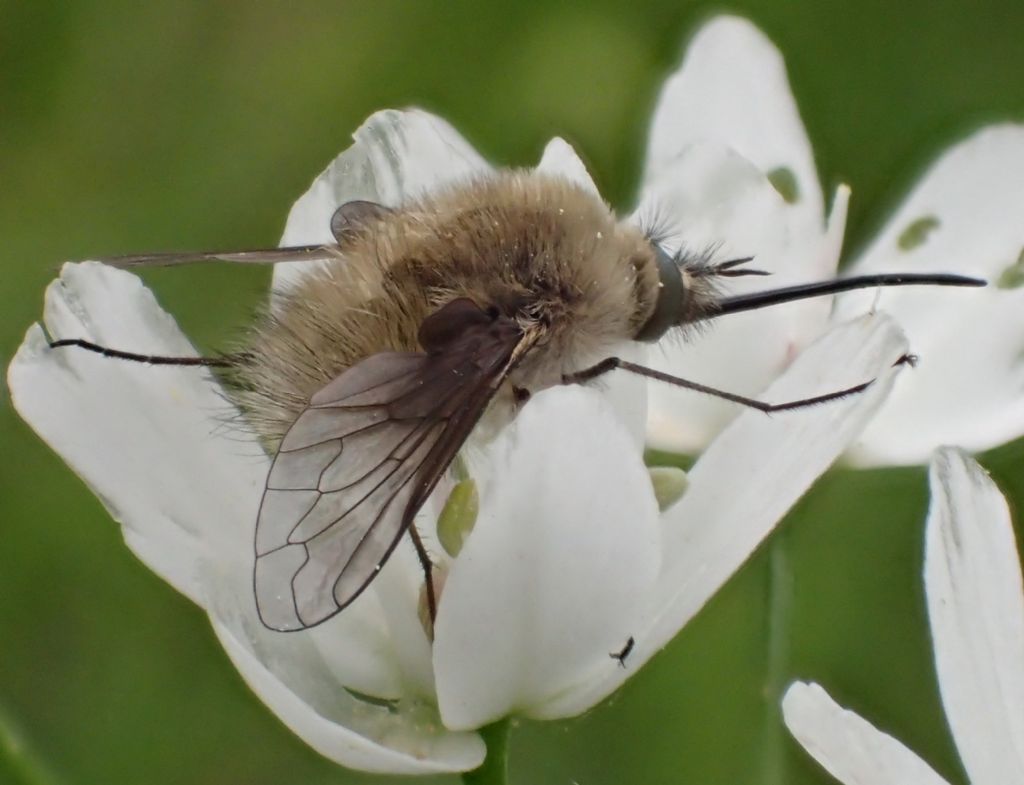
[{"xmin": 2, "ymin": 2, "xmax": 1023, "ymax": 784}]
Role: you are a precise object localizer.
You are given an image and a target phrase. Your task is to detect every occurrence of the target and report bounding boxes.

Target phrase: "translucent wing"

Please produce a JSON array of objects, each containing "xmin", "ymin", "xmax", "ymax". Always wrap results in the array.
[
  {"xmin": 254, "ymin": 299, "xmax": 524, "ymax": 631},
  {"xmin": 103, "ymin": 200, "xmax": 392, "ymax": 268},
  {"xmin": 105, "ymin": 244, "xmax": 339, "ymax": 269}
]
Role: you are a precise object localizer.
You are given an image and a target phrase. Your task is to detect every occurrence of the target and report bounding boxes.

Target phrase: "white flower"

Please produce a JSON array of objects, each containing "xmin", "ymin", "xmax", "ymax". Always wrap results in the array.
[
  {"xmin": 782, "ymin": 447, "xmax": 1024, "ymax": 784},
  {"xmin": 8, "ymin": 27, "xmax": 912, "ymax": 777},
  {"xmin": 642, "ymin": 17, "xmax": 1024, "ymax": 466}
]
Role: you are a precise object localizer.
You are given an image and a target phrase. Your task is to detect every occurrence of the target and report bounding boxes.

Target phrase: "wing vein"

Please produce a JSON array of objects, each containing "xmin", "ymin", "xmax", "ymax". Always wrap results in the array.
[{"xmin": 254, "ymin": 304, "xmax": 525, "ymax": 631}]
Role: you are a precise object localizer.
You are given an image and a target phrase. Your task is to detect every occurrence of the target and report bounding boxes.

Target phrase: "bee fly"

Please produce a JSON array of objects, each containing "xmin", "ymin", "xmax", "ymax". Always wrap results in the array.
[{"xmin": 47, "ymin": 171, "xmax": 984, "ymax": 631}]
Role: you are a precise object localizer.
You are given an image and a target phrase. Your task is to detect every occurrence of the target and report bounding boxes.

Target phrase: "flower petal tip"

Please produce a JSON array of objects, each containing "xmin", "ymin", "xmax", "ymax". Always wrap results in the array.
[
  {"xmin": 689, "ymin": 14, "xmax": 778, "ymax": 51},
  {"xmin": 537, "ymin": 137, "xmax": 599, "ymax": 194}
]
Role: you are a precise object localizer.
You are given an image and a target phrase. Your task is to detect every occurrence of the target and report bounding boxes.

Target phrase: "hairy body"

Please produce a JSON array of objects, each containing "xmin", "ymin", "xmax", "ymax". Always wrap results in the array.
[{"xmin": 226, "ymin": 171, "xmax": 663, "ymax": 448}]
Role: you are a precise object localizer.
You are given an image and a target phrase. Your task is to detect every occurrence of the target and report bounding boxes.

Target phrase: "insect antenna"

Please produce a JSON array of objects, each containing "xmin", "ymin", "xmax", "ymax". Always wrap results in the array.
[{"xmin": 698, "ymin": 256, "xmax": 771, "ymax": 277}]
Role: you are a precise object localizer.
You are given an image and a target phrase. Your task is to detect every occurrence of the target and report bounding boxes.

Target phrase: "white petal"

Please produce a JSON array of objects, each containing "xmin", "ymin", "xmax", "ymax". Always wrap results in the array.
[
  {"xmin": 845, "ymin": 125, "xmax": 1024, "ymax": 281},
  {"xmin": 643, "ymin": 15, "xmax": 823, "ymax": 233},
  {"xmin": 301, "ymin": 538, "xmax": 437, "ymax": 703},
  {"xmin": 536, "ymin": 137, "xmax": 600, "ymax": 195},
  {"xmin": 638, "ymin": 142, "xmax": 837, "ymax": 453},
  {"xmin": 194, "ymin": 469, "xmax": 447, "ymax": 770},
  {"xmin": 645, "ymin": 313, "xmax": 907, "ymax": 655},
  {"xmin": 841, "ymin": 125, "xmax": 1024, "ymax": 464},
  {"xmin": 433, "ymin": 387, "xmax": 660, "ymax": 729},
  {"xmin": 274, "ymin": 108, "xmax": 490, "ymax": 291},
  {"xmin": 636, "ymin": 143, "xmax": 800, "ymax": 262},
  {"xmin": 7, "ymin": 263, "xmax": 455, "ymax": 768},
  {"xmin": 596, "ymin": 340, "xmax": 650, "ymax": 450},
  {"xmin": 6, "ymin": 262, "xmax": 266, "ymax": 603},
  {"xmin": 556, "ymin": 314, "xmax": 906, "ymax": 714},
  {"xmin": 783, "ymin": 682, "xmax": 951, "ymax": 785},
  {"xmin": 360, "ymin": 537, "xmax": 438, "ymax": 698},
  {"xmin": 305, "ymin": 590, "xmax": 408, "ymax": 701},
  {"xmin": 926, "ymin": 448, "xmax": 1024, "ymax": 784},
  {"xmin": 214, "ymin": 486, "xmax": 422, "ymax": 703},
  {"xmin": 209, "ymin": 608, "xmax": 484, "ymax": 774}
]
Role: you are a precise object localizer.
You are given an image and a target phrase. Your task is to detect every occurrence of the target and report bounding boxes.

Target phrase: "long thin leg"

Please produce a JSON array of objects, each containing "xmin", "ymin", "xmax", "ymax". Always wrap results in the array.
[
  {"xmin": 563, "ymin": 354, "xmax": 915, "ymax": 413},
  {"xmin": 407, "ymin": 524, "xmax": 438, "ymax": 630},
  {"xmin": 53, "ymin": 335, "xmax": 443, "ymax": 621},
  {"xmin": 48, "ymin": 338, "xmax": 238, "ymax": 367}
]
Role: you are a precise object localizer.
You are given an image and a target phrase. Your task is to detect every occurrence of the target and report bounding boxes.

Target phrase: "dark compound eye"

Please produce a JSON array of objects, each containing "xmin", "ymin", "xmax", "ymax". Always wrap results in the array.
[{"xmin": 634, "ymin": 244, "xmax": 684, "ymax": 342}]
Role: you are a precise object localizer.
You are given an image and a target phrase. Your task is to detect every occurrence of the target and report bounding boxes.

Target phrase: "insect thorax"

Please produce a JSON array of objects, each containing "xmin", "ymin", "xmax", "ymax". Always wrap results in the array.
[{"xmin": 225, "ymin": 172, "xmax": 661, "ymax": 447}]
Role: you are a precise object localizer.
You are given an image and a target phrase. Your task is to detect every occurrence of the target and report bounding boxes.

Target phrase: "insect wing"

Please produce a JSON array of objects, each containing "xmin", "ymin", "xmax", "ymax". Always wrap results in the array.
[
  {"xmin": 105, "ymin": 245, "xmax": 340, "ymax": 269},
  {"xmin": 254, "ymin": 313, "xmax": 523, "ymax": 631}
]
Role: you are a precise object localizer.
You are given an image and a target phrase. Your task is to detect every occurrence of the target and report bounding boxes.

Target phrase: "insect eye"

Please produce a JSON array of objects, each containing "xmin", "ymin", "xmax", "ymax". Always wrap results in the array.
[{"xmin": 634, "ymin": 244, "xmax": 684, "ymax": 342}]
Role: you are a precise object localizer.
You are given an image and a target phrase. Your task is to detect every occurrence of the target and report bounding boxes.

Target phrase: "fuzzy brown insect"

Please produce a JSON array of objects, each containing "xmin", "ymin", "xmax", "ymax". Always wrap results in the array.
[{"xmin": 49, "ymin": 169, "xmax": 983, "ymax": 632}]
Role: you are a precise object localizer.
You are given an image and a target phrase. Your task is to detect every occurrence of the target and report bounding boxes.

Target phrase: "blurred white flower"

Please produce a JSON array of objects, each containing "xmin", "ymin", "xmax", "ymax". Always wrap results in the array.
[
  {"xmin": 642, "ymin": 17, "xmax": 1024, "ymax": 465},
  {"xmin": 7, "ymin": 17, "xmax": 919, "ymax": 776},
  {"xmin": 783, "ymin": 447, "xmax": 1024, "ymax": 784}
]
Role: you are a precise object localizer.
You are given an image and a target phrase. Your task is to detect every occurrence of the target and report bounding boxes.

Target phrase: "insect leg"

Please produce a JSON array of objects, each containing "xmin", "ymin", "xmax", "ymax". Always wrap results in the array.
[
  {"xmin": 609, "ymin": 635, "xmax": 635, "ymax": 667},
  {"xmin": 48, "ymin": 338, "xmax": 238, "ymax": 367},
  {"xmin": 563, "ymin": 355, "xmax": 916, "ymax": 413},
  {"xmin": 407, "ymin": 524, "xmax": 438, "ymax": 629},
  {"xmin": 512, "ymin": 386, "xmax": 531, "ymax": 404}
]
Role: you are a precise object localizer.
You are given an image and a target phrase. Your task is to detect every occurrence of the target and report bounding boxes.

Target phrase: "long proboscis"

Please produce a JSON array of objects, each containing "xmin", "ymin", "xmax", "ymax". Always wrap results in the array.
[{"xmin": 714, "ymin": 273, "xmax": 985, "ymax": 317}]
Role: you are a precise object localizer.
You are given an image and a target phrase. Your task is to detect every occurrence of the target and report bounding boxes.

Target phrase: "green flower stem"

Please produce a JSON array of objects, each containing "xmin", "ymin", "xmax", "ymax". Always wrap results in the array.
[
  {"xmin": 759, "ymin": 534, "xmax": 793, "ymax": 785},
  {"xmin": 462, "ymin": 719, "xmax": 511, "ymax": 785}
]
